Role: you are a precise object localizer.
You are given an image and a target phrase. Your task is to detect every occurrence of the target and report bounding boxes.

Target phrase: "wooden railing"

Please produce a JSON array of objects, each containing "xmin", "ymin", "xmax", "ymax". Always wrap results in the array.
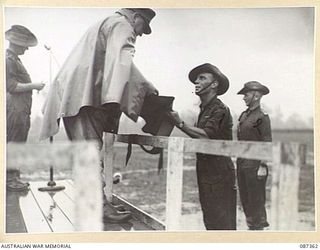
[
  {"xmin": 6, "ymin": 134, "xmax": 308, "ymax": 231},
  {"xmin": 103, "ymin": 133, "xmax": 307, "ymax": 231}
]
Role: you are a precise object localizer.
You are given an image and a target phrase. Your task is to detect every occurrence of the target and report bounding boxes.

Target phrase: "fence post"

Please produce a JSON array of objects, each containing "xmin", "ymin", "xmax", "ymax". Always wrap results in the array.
[
  {"xmin": 270, "ymin": 142, "xmax": 306, "ymax": 230},
  {"xmin": 165, "ymin": 137, "xmax": 184, "ymax": 231},
  {"xmin": 104, "ymin": 133, "xmax": 115, "ymax": 202},
  {"xmin": 270, "ymin": 142, "xmax": 281, "ymax": 230},
  {"xmin": 73, "ymin": 142, "xmax": 103, "ymax": 231}
]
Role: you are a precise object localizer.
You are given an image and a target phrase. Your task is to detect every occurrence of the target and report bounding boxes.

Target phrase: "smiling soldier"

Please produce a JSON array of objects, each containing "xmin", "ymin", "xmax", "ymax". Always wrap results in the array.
[{"xmin": 167, "ymin": 63, "xmax": 236, "ymax": 230}]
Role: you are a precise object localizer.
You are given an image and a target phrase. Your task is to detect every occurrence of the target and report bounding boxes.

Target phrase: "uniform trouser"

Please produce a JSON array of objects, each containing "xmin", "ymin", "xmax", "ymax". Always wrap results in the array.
[
  {"xmin": 7, "ymin": 110, "xmax": 30, "ymax": 142},
  {"xmin": 6, "ymin": 109, "xmax": 30, "ymax": 184},
  {"xmin": 236, "ymin": 165, "xmax": 268, "ymax": 229},
  {"xmin": 197, "ymin": 160, "xmax": 237, "ymax": 230},
  {"xmin": 63, "ymin": 104, "xmax": 121, "ymax": 191},
  {"xmin": 63, "ymin": 104, "xmax": 121, "ymax": 149}
]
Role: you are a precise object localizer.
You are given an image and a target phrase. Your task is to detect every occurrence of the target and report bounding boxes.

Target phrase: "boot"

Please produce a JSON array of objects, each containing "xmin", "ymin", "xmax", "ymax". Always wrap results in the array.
[
  {"xmin": 7, "ymin": 169, "xmax": 29, "ymax": 192},
  {"xmin": 103, "ymin": 201, "xmax": 132, "ymax": 223},
  {"xmin": 103, "ymin": 213, "xmax": 132, "ymax": 223},
  {"xmin": 102, "ymin": 194, "xmax": 129, "ymax": 212},
  {"xmin": 109, "ymin": 202, "xmax": 127, "ymax": 212}
]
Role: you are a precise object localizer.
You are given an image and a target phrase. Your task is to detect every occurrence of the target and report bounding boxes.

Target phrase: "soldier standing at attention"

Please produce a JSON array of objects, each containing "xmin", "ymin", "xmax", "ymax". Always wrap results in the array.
[{"xmin": 237, "ymin": 81, "xmax": 272, "ymax": 230}]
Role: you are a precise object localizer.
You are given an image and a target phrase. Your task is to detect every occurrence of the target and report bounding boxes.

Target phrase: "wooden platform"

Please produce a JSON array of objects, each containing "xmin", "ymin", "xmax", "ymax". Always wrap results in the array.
[{"xmin": 6, "ymin": 180, "xmax": 160, "ymax": 233}]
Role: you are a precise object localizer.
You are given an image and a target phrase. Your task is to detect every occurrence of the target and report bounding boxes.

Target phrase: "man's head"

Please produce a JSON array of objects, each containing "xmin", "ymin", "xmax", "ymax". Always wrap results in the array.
[
  {"xmin": 189, "ymin": 63, "xmax": 229, "ymax": 96},
  {"xmin": 193, "ymin": 72, "xmax": 218, "ymax": 96},
  {"xmin": 5, "ymin": 25, "xmax": 37, "ymax": 55},
  {"xmin": 129, "ymin": 8, "xmax": 156, "ymax": 36},
  {"xmin": 237, "ymin": 81, "xmax": 269, "ymax": 107}
]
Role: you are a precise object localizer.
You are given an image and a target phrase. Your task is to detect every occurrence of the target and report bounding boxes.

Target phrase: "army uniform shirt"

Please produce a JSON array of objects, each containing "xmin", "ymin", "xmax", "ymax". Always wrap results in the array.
[
  {"xmin": 196, "ymin": 96, "xmax": 234, "ymax": 184},
  {"xmin": 237, "ymin": 105, "xmax": 272, "ymax": 167},
  {"xmin": 6, "ymin": 49, "xmax": 32, "ymax": 142},
  {"xmin": 195, "ymin": 96, "xmax": 236, "ymax": 230},
  {"xmin": 6, "ymin": 49, "xmax": 32, "ymax": 114}
]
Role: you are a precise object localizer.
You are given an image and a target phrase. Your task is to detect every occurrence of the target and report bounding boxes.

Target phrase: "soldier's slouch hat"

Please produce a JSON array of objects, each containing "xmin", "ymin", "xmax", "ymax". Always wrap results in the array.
[
  {"xmin": 189, "ymin": 63, "xmax": 229, "ymax": 95},
  {"xmin": 5, "ymin": 25, "xmax": 38, "ymax": 47},
  {"xmin": 237, "ymin": 81, "xmax": 269, "ymax": 95}
]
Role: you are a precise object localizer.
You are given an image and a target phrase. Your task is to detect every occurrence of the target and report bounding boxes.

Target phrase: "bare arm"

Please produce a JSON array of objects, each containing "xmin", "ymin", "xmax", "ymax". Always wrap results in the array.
[
  {"xmin": 167, "ymin": 111, "xmax": 209, "ymax": 139},
  {"xmin": 11, "ymin": 82, "xmax": 45, "ymax": 93},
  {"xmin": 179, "ymin": 123, "xmax": 209, "ymax": 139},
  {"xmin": 6, "ymin": 58, "xmax": 45, "ymax": 93}
]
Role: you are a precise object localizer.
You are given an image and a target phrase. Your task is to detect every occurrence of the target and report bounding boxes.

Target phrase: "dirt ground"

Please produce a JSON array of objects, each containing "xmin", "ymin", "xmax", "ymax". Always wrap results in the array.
[{"xmin": 111, "ymin": 145, "xmax": 315, "ymax": 231}]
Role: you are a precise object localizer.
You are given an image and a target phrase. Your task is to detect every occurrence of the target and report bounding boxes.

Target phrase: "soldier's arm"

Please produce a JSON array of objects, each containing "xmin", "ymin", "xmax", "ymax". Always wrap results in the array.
[
  {"xmin": 167, "ymin": 111, "xmax": 209, "ymax": 139},
  {"xmin": 11, "ymin": 83, "xmax": 45, "ymax": 93},
  {"xmin": 179, "ymin": 124, "xmax": 209, "ymax": 139},
  {"xmin": 257, "ymin": 114, "xmax": 272, "ymax": 142},
  {"xmin": 168, "ymin": 108, "xmax": 228, "ymax": 139},
  {"xmin": 6, "ymin": 58, "xmax": 19, "ymax": 93},
  {"xmin": 6, "ymin": 59, "xmax": 45, "ymax": 93},
  {"xmin": 257, "ymin": 114, "xmax": 272, "ymax": 167}
]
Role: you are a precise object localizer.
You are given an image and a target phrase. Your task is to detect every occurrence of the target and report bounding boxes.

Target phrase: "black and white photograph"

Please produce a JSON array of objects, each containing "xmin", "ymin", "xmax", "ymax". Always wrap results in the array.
[{"xmin": 3, "ymin": 4, "xmax": 316, "ymax": 239}]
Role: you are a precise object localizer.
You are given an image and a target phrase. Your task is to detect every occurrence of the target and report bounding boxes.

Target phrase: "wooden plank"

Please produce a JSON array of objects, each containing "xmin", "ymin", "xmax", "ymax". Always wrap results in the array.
[
  {"xmin": 72, "ymin": 143, "xmax": 103, "ymax": 231},
  {"xmin": 28, "ymin": 182, "xmax": 75, "ymax": 232},
  {"xmin": 6, "ymin": 191, "xmax": 28, "ymax": 233},
  {"xmin": 165, "ymin": 137, "xmax": 184, "ymax": 231},
  {"xmin": 58, "ymin": 180, "xmax": 162, "ymax": 231},
  {"xmin": 278, "ymin": 143, "xmax": 305, "ymax": 230},
  {"xmin": 184, "ymin": 138, "xmax": 273, "ymax": 161},
  {"xmin": 6, "ymin": 141, "xmax": 98, "ymax": 171},
  {"xmin": 104, "ymin": 133, "xmax": 115, "ymax": 202},
  {"xmin": 19, "ymin": 188, "xmax": 53, "ymax": 233},
  {"xmin": 56, "ymin": 180, "xmax": 162, "ymax": 230},
  {"xmin": 113, "ymin": 194, "xmax": 165, "ymax": 231},
  {"xmin": 270, "ymin": 142, "xmax": 281, "ymax": 230},
  {"xmin": 31, "ymin": 181, "xmax": 75, "ymax": 227},
  {"xmin": 115, "ymin": 134, "xmax": 168, "ymax": 149},
  {"xmin": 270, "ymin": 142, "xmax": 306, "ymax": 230},
  {"xmin": 113, "ymin": 134, "xmax": 273, "ymax": 161},
  {"xmin": 61, "ymin": 180, "xmax": 75, "ymax": 202}
]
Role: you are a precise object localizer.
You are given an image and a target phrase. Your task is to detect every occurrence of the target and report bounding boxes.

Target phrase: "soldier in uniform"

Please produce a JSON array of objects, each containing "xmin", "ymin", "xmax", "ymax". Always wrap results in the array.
[
  {"xmin": 6, "ymin": 25, "xmax": 45, "ymax": 191},
  {"xmin": 168, "ymin": 63, "xmax": 236, "ymax": 230},
  {"xmin": 237, "ymin": 81, "xmax": 272, "ymax": 230}
]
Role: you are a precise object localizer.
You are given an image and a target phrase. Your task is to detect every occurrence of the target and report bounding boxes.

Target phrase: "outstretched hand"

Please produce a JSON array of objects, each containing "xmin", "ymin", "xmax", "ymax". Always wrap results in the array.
[
  {"xmin": 166, "ymin": 110, "xmax": 183, "ymax": 125},
  {"xmin": 33, "ymin": 81, "xmax": 46, "ymax": 91}
]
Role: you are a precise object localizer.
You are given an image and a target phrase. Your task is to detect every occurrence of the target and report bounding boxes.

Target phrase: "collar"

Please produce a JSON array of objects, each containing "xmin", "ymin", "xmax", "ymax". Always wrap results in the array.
[
  {"xmin": 116, "ymin": 9, "xmax": 136, "ymax": 33},
  {"xmin": 6, "ymin": 48, "xmax": 19, "ymax": 60},
  {"xmin": 248, "ymin": 103, "xmax": 260, "ymax": 111},
  {"xmin": 246, "ymin": 104, "xmax": 261, "ymax": 114},
  {"xmin": 199, "ymin": 95, "xmax": 218, "ymax": 110}
]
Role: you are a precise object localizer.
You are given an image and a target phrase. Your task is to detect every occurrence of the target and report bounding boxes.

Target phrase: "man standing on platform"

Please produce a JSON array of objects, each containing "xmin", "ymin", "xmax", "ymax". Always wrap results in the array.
[
  {"xmin": 236, "ymin": 81, "xmax": 272, "ymax": 230},
  {"xmin": 6, "ymin": 25, "xmax": 45, "ymax": 191},
  {"xmin": 40, "ymin": 8, "xmax": 158, "ymax": 223},
  {"xmin": 167, "ymin": 63, "xmax": 236, "ymax": 230}
]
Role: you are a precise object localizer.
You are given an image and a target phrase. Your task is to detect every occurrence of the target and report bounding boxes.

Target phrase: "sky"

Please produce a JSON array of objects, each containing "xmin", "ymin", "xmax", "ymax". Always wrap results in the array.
[{"xmin": 4, "ymin": 7, "xmax": 315, "ymax": 128}]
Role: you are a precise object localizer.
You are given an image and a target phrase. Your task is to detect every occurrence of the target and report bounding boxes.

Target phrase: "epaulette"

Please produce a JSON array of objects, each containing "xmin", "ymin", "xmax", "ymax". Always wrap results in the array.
[
  {"xmin": 260, "ymin": 108, "xmax": 269, "ymax": 116},
  {"xmin": 216, "ymin": 98, "xmax": 228, "ymax": 110},
  {"xmin": 238, "ymin": 110, "xmax": 247, "ymax": 121}
]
